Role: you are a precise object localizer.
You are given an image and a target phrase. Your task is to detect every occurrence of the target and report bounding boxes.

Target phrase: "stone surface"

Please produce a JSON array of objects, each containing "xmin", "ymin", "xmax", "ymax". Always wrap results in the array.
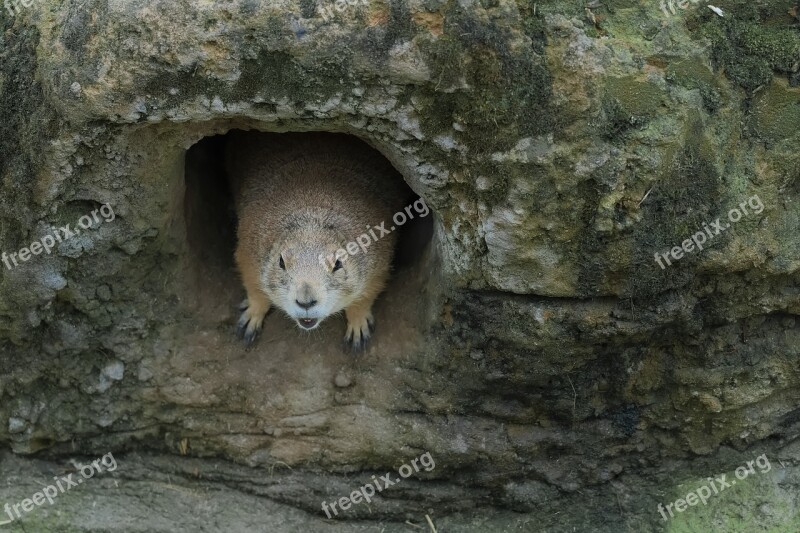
[{"xmin": 0, "ymin": 0, "xmax": 798, "ymax": 531}]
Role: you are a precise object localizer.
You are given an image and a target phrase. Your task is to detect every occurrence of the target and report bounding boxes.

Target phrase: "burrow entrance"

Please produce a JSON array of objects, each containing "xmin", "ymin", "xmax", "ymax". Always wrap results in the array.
[{"xmin": 181, "ymin": 130, "xmax": 436, "ymax": 359}]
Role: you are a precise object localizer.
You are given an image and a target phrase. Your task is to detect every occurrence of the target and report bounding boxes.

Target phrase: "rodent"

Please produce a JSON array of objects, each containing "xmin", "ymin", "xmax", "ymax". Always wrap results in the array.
[{"xmin": 225, "ymin": 131, "xmax": 408, "ymax": 350}]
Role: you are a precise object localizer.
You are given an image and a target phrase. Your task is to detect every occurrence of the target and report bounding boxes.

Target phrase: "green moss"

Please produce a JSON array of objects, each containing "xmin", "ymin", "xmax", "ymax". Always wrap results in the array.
[
  {"xmin": 515, "ymin": 0, "xmax": 547, "ymax": 54},
  {"xmin": 666, "ymin": 60, "xmax": 724, "ymax": 112},
  {"xmin": 4, "ymin": 518, "xmax": 83, "ymax": 532},
  {"xmin": 699, "ymin": 84, "xmax": 723, "ymax": 112},
  {"xmin": 386, "ymin": 0, "xmax": 415, "ymax": 45},
  {"xmin": 602, "ymin": 0, "xmax": 641, "ymax": 8},
  {"xmin": 667, "ymin": 59, "xmax": 716, "ymax": 87},
  {"xmin": 299, "ymin": 0, "xmax": 317, "ymax": 18},
  {"xmin": 602, "ymin": 77, "xmax": 666, "ymax": 136},
  {"xmin": 234, "ymin": 49, "xmax": 350, "ymax": 102},
  {"xmin": 419, "ymin": 35, "xmax": 464, "ymax": 95},
  {"xmin": 749, "ymin": 80, "xmax": 800, "ymax": 144},
  {"xmin": 699, "ymin": 0, "xmax": 798, "ymax": 23},
  {"xmin": 516, "ymin": 0, "xmax": 584, "ymax": 19},
  {"xmin": 721, "ymin": 55, "xmax": 774, "ymax": 93},
  {"xmin": 737, "ymin": 24, "xmax": 800, "ymax": 72},
  {"xmin": 357, "ymin": 0, "xmax": 415, "ymax": 63},
  {"xmin": 418, "ymin": 5, "xmax": 553, "ymax": 154},
  {"xmin": 658, "ymin": 129, "xmax": 721, "ymax": 230},
  {"xmin": 665, "ymin": 465, "xmax": 795, "ymax": 532},
  {"xmin": 695, "ymin": 2, "xmax": 800, "ymax": 92},
  {"xmin": 627, "ymin": 123, "xmax": 724, "ymax": 296},
  {"xmin": 141, "ymin": 13, "xmax": 358, "ymax": 105}
]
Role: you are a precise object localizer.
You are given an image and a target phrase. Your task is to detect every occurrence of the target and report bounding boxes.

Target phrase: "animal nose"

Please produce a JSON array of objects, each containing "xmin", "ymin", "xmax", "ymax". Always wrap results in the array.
[{"xmin": 296, "ymin": 299, "xmax": 317, "ymax": 310}]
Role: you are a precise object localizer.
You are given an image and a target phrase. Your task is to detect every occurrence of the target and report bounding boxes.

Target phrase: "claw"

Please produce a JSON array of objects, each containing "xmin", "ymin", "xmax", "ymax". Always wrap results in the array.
[
  {"xmin": 236, "ymin": 315, "xmax": 259, "ymax": 346},
  {"xmin": 343, "ymin": 336, "xmax": 369, "ymax": 354},
  {"xmin": 236, "ymin": 303, "xmax": 270, "ymax": 346},
  {"xmin": 236, "ymin": 316, "xmax": 248, "ymax": 338},
  {"xmin": 344, "ymin": 312, "xmax": 374, "ymax": 353},
  {"xmin": 243, "ymin": 327, "xmax": 260, "ymax": 346}
]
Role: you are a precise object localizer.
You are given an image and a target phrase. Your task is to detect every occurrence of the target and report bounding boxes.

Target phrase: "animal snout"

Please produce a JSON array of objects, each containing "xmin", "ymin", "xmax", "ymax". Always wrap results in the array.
[{"xmin": 296, "ymin": 298, "xmax": 318, "ymax": 310}]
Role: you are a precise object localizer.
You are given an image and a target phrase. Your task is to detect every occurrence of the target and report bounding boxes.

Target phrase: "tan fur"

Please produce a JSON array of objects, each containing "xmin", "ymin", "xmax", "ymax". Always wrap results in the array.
[{"xmin": 226, "ymin": 131, "xmax": 407, "ymax": 349}]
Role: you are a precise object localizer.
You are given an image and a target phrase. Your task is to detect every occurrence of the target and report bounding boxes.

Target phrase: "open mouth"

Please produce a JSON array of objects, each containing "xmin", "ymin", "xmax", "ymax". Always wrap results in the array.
[{"xmin": 297, "ymin": 318, "xmax": 319, "ymax": 330}]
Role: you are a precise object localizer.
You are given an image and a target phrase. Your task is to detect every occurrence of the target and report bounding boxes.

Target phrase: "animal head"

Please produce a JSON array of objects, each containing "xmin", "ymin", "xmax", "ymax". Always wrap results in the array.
[{"xmin": 262, "ymin": 227, "xmax": 367, "ymax": 330}]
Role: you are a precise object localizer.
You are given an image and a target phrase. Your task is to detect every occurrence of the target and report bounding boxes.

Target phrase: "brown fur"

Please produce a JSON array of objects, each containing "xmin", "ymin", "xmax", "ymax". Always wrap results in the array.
[{"xmin": 226, "ymin": 131, "xmax": 407, "ymax": 349}]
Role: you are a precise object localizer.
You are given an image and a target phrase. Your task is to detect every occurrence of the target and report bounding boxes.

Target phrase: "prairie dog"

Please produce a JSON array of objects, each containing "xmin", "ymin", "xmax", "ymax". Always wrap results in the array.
[{"xmin": 226, "ymin": 131, "xmax": 407, "ymax": 350}]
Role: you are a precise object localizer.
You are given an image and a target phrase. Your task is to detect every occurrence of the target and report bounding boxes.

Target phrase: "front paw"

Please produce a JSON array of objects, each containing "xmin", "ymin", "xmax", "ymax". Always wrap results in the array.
[
  {"xmin": 236, "ymin": 299, "xmax": 270, "ymax": 346},
  {"xmin": 344, "ymin": 311, "xmax": 375, "ymax": 352}
]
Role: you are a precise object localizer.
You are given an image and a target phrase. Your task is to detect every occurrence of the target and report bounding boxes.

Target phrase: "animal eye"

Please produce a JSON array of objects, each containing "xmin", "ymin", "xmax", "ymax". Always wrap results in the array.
[
  {"xmin": 279, "ymin": 255, "xmax": 286, "ymax": 270},
  {"xmin": 333, "ymin": 259, "xmax": 343, "ymax": 272}
]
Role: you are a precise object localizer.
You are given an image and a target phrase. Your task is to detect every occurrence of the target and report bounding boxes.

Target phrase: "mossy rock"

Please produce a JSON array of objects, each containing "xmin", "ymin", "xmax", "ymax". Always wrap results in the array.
[
  {"xmin": 666, "ymin": 59, "xmax": 726, "ymax": 111},
  {"xmin": 737, "ymin": 24, "xmax": 800, "ymax": 72},
  {"xmin": 664, "ymin": 464, "xmax": 796, "ymax": 532},
  {"xmin": 696, "ymin": 2, "xmax": 800, "ymax": 92},
  {"xmin": 602, "ymin": 76, "xmax": 667, "ymax": 136},
  {"xmin": 750, "ymin": 79, "xmax": 800, "ymax": 143}
]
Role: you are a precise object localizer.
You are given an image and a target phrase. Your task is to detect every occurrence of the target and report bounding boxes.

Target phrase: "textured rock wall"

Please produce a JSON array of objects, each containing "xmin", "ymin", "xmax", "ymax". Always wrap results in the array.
[{"xmin": 0, "ymin": 0, "xmax": 798, "ymax": 530}]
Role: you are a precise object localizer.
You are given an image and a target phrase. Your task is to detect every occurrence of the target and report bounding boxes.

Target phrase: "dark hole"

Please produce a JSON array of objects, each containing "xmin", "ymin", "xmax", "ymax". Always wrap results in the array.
[{"xmin": 182, "ymin": 130, "xmax": 435, "ymax": 343}]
